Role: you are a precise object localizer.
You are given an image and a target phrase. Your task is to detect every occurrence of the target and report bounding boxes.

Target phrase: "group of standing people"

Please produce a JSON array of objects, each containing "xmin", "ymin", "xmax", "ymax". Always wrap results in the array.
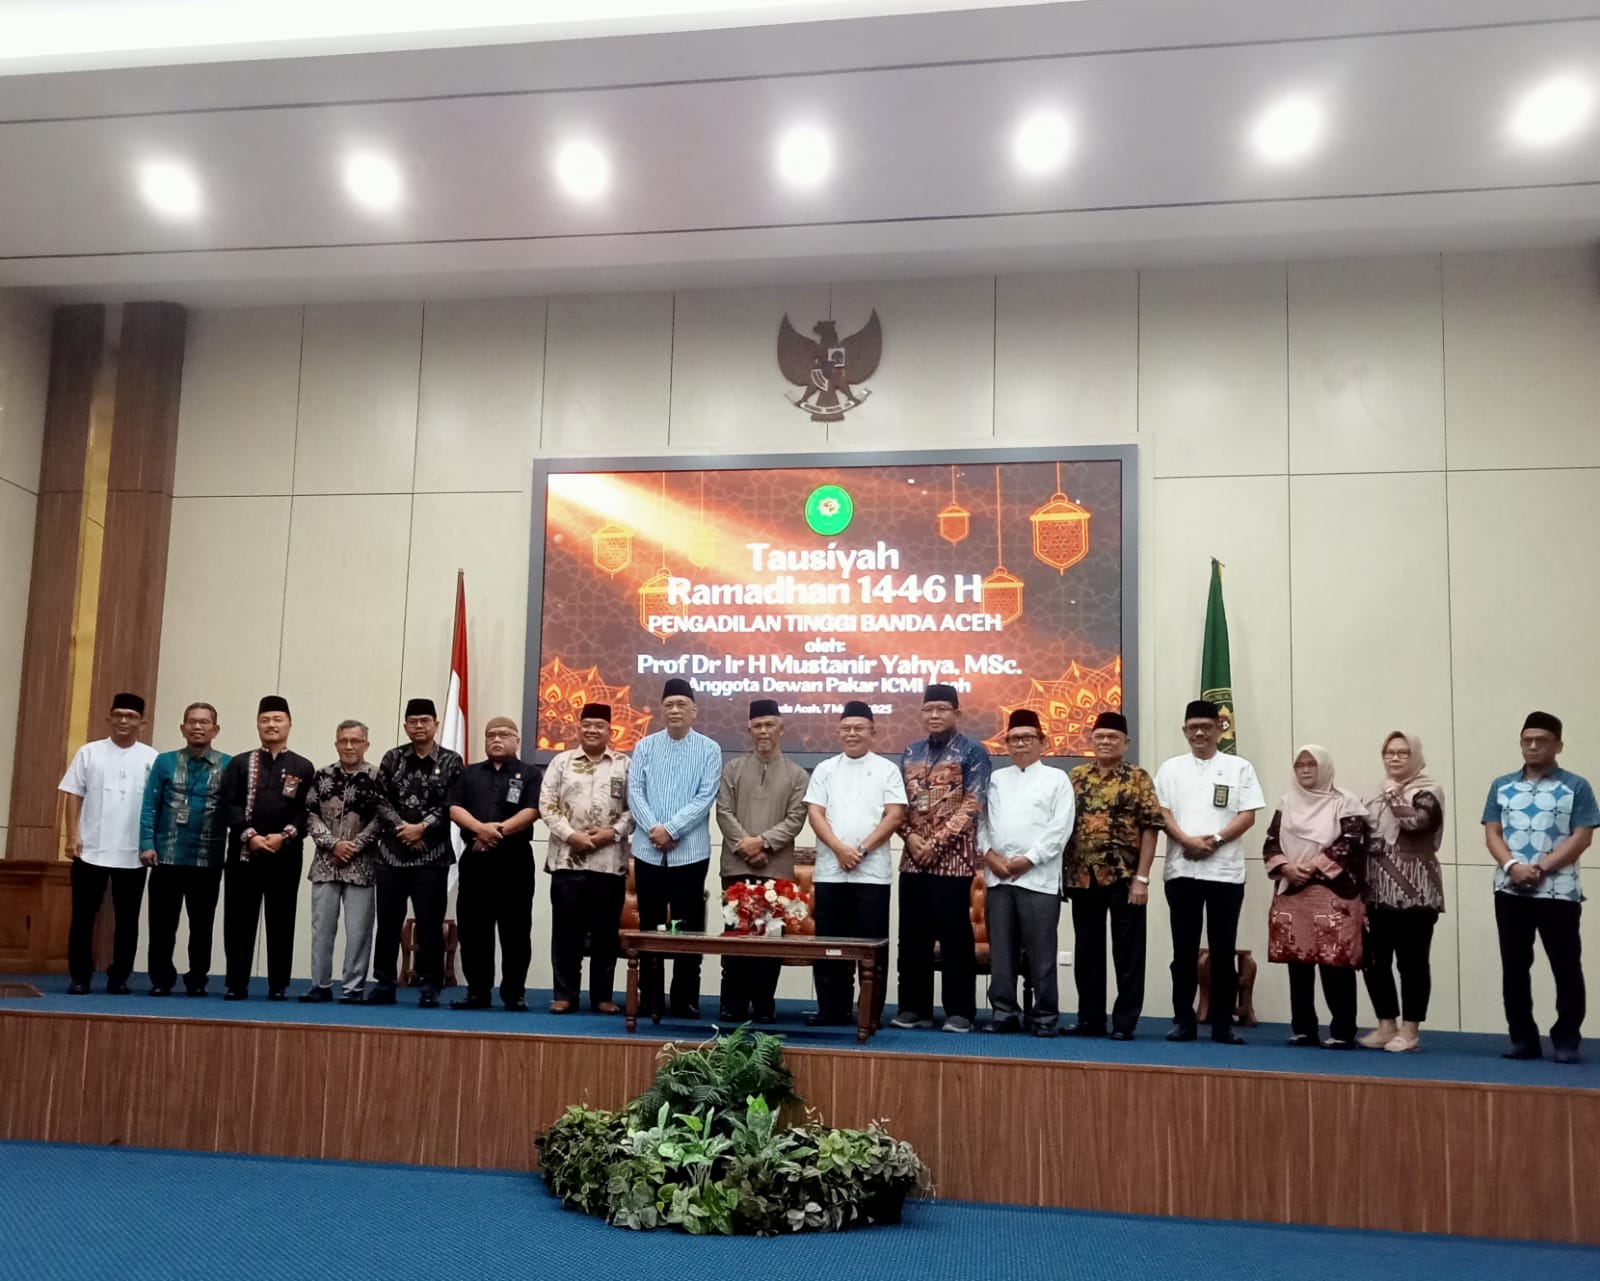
[{"xmin": 56, "ymin": 686, "xmax": 1595, "ymax": 1062}]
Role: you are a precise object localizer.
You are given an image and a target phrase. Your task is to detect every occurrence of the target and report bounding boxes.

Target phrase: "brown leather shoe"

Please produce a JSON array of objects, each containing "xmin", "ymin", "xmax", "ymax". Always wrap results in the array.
[
  {"xmin": 548, "ymin": 999, "xmax": 573, "ymax": 1014},
  {"xmin": 594, "ymin": 1001, "xmax": 621, "ymax": 1015}
]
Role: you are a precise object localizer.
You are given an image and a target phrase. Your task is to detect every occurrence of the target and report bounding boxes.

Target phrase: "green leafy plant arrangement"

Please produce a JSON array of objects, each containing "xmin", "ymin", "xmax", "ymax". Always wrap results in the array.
[{"xmin": 536, "ymin": 1027, "xmax": 931, "ymax": 1235}]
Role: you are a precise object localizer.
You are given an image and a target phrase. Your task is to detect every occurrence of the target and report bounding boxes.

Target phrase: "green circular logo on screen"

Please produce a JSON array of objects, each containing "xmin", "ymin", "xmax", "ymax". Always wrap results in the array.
[{"xmin": 804, "ymin": 484, "xmax": 854, "ymax": 536}]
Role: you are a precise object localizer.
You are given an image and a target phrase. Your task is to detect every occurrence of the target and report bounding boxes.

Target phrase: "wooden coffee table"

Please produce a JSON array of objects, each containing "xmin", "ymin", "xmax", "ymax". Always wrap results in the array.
[{"xmin": 620, "ymin": 930, "xmax": 890, "ymax": 1043}]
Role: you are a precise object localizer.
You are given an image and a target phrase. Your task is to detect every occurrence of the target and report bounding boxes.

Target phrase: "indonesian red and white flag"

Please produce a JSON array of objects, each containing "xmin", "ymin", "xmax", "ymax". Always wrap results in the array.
[{"xmin": 442, "ymin": 571, "xmax": 469, "ymax": 883}]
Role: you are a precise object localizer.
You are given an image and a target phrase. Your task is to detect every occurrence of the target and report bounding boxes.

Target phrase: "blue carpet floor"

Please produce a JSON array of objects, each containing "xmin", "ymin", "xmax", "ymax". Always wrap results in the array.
[
  {"xmin": 1, "ymin": 1142, "xmax": 1594, "ymax": 1281},
  {"xmin": 5, "ymin": 971, "xmax": 1597, "ymax": 1088}
]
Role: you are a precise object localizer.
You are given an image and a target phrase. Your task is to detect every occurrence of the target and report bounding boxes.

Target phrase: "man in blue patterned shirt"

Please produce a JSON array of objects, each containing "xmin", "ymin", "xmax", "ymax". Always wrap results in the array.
[
  {"xmin": 627, "ymin": 677, "xmax": 723, "ymax": 1019},
  {"xmin": 1483, "ymin": 711, "xmax": 1599, "ymax": 1064},
  {"xmin": 140, "ymin": 702, "xmax": 230, "ymax": 997}
]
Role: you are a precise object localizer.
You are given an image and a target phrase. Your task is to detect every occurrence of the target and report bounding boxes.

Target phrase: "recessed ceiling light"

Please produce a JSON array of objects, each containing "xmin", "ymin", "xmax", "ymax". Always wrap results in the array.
[
  {"xmin": 1011, "ymin": 111, "xmax": 1073, "ymax": 176},
  {"xmin": 343, "ymin": 151, "xmax": 403, "ymax": 211},
  {"xmin": 555, "ymin": 141, "xmax": 610, "ymax": 200},
  {"xmin": 137, "ymin": 160, "xmax": 202, "ymax": 219},
  {"xmin": 1509, "ymin": 76, "xmax": 1595, "ymax": 146},
  {"xmin": 775, "ymin": 126, "xmax": 832, "ymax": 189},
  {"xmin": 1250, "ymin": 95, "xmax": 1323, "ymax": 163}
]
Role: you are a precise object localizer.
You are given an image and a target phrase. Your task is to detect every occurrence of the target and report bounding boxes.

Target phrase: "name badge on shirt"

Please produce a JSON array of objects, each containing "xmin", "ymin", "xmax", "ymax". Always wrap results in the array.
[
  {"xmin": 507, "ymin": 778, "xmax": 524, "ymax": 805},
  {"xmin": 915, "ymin": 793, "xmax": 930, "ymax": 813},
  {"xmin": 282, "ymin": 775, "xmax": 301, "ymax": 798},
  {"xmin": 610, "ymin": 776, "xmax": 625, "ymax": 801},
  {"xmin": 173, "ymin": 800, "xmax": 191, "ymax": 826},
  {"xmin": 1212, "ymin": 784, "xmax": 1230, "ymax": 808}
]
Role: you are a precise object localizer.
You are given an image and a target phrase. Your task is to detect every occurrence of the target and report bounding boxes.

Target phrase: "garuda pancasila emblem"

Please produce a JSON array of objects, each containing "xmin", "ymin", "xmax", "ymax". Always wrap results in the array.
[{"xmin": 777, "ymin": 310, "xmax": 882, "ymax": 423}]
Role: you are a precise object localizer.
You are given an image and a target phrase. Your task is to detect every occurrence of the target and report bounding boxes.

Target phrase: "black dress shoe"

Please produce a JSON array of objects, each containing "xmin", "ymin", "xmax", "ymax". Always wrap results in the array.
[
  {"xmin": 717, "ymin": 1006, "xmax": 751, "ymax": 1024},
  {"xmin": 184, "ymin": 987, "xmax": 208, "ymax": 998},
  {"xmin": 1063, "ymin": 1022, "xmax": 1107, "ymax": 1037},
  {"xmin": 223, "ymin": 989, "xmax": 248, "ymax": 1001},
  {"xmin": 1108, "ymin": 1030, "xmax": 1136, "ymax": 1042},
  {"xmin": 1553, "ymin": 1046, "xmax": 1582, "ymax": 1065},
  {"xmin": 418, "ymin": 991, "xmax": 440, "ymax": 1009},
  {"xmin": 267, "ymin": 989, "xmax": 288, "ymax": 1002},
  {"xmin": 751, "ymin": 1007, "xmax": 778, "ymax": 1025},
  {"xmin": 503, "ymin": 998, "xmax": 529, "ymax": 1012},
  {"xmin": 337, "ymin": 992, "xmax": 364, "ymax": 1005},
  {"xmin": 1166, "ymin": 1025, "xmax": 1197, "ymax": 1042},
  {"xmin": 449, "ymin": 995, "xmax": 491, "ymax": 1010},
  {"xmin": 364, "ymin": 987, "xmax": 397, "ymax": 1005},
  {"xmin": 298, "ymin": 987, "xmax": 333, "ymax": 1004},
  {"xmin": 1286, "ymin": 1033, "xmax": 1318, "ymax": 1048},
  {"xmin": 107, "ymin": 981, "xmax": 132, "ymax": 995},
  {"xmin": 1032, "ymin": 1026, "xmax": 1060, "ymax": 1039},
  {"xmin": 1503, "ymin": 1044, "xmax": 1543, "ymax": 1060},
  {"xmin": 1212, "ymin": 1029, "xmax": 1247, "ymax": 1046},
  {"xmin": 804, "ymin": 1011, "xmax": 853, "ymax": 1027},
  {"xmin": 669, "ymin": 1003, "xmax": 701, "ymax": 1020},
  {"xmin": 67, "ymin": 982, "xmax": 91, "ymax": 995},
  {"xmin": 149, "ymin": 986, "xmax": 171, "ymax": 997}
]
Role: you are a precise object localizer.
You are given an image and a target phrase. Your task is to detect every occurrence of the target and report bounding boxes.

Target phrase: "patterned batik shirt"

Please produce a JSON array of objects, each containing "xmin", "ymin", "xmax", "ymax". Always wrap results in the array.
[
  {"xmin": 1483, "ymin": 767, "xmax": 1600, "ymax": 903},
  {"xmin": 140, "ymin": 748, "xmax": 231, "ymax": 868},
  {"xmin": 1065, "ymin": 761, "xmax": 1165, "ymax": 889},
  {"xmin": 539, "ymin": 747, "xmax": 634, "ymax": 875},
  {"xmin": 376, "ymin": 744, "xmax": 465, "ymax": 867},
  {"xmin": 304, "ymin": 761, "xmax": 383, "ymax": 886},
  {"xmin": 898, "ymin": 731, "xmax": 992, "ymax": 877}
]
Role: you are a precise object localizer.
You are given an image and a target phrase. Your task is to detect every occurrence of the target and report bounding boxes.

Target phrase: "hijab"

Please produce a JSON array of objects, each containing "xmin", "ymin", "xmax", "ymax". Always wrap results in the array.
[
  {"xmin": 1278, "ymin": 745, "xmax": 1366, "ymax": 861},
  {"xmin": 1369, "ymin": 731, "xmax": 1445, "ymax": 850}
]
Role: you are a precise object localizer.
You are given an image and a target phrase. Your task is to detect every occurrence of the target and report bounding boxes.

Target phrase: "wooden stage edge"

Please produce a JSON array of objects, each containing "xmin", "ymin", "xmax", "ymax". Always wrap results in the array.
[{"xmin": 1, "ymin": 1009, "xmax": 1596, "ymax": 1245}]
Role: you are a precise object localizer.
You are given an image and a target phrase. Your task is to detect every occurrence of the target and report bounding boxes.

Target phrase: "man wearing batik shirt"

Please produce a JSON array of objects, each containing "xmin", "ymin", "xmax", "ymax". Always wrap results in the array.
[
  {"xmin": 221, "ymin": 695, "xmax": 315, "ymax": 1001},
  {"xmin": 299, "ymin": 719, "xmax": 383, "ymax": 1005},
  {"xmin": 369, "ymin": 697, "xmax": 464, "ymax": 1009},
  {"xmin": 540, "ymin": 702, "xmax": 634, "ymax": 1014},
  {"xmin": 1484, "ymin": 711, "xmax": 1599, "ymax": 1064},
  {"xmin": 1065, "ymin": 711, "xmax": 1164, "ymax": 1040},
  {"xmin": 892, "ymin": 683, "xmax": 992, "ymax": 1034},
  {"xmin": 141, "ymin": 701, "xmax": 230, "ymax": 997}
]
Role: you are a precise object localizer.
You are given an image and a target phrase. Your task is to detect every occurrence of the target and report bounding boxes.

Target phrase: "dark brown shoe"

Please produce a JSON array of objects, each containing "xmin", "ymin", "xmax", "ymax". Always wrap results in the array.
[
  {"xmin": 593, "ymin": 1001, "xmax": 621, "ymax": 1015},
  {"xmin": 548, "ymin": 999, "xmax": 574, "ymax": 1014}
]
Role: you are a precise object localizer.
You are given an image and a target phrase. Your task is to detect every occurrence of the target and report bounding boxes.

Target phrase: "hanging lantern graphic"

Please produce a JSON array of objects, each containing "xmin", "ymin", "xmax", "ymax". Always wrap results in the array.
[
  {"xmin": 1029, "ymin": 463, "xmax": 1090, "ymax": 573},
  {"xmin": 592, "ymin": 522, "xmax": 634, "ymax": 576},
  {"xmin": 983, "ymin": 466, "xmax": 1025, "ymax": 626},
  {"xmin": 937, "ymin": 465, "xmax": 969, "ymax": 545}
]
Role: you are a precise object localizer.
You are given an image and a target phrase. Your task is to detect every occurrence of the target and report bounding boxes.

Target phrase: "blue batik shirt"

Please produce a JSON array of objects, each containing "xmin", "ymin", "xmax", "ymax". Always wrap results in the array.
[{"xmin": 1482, "ymin": 767, "xmax": 1600, "ymax": 902}]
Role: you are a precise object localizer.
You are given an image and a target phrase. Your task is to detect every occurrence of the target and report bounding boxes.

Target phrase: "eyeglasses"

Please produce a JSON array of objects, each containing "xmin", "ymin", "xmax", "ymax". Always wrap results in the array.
[
  {"xmin": 1005, "ymin": 734, "xmax": 1041, "ymax": 746},
  {"xmin": 485, "ymin": 729, "xmax": 518, "ymax": 740},
  {"xmin": 662, "ymin": 699, "xmax": 694, "ymax": 711},
  {"xmin": 1382, "ymin": 748, "xmax": 1411, "ymax": 759}
]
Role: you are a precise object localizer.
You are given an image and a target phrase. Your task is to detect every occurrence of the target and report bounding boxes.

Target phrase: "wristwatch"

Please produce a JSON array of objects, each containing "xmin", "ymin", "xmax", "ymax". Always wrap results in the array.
[{"xmin": 1133, "ymin": 874, "xmax": 1151, "ymax": 885}]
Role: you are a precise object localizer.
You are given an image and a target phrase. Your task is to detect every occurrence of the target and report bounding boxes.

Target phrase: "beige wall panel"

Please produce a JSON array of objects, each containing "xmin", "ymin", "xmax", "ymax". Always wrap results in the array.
[
  {"xmin": 1288, "ymin": 256, "xmax": 1446, "ymax": 475},
  {"xmin": 1288, "ymin": 473, "xmax": 1454, "ymax": 855},
  {"xmin": 398, "ymin": 491, "xmax": 530, "ymax": 750},
  {"xmin": 825, "ymin": 278, "xmax": 995, "ymax": 449},
  {"xmin": 278, "ymin": 494, "xmax": 412, "ymax": 756},
  {"xmin": 1141, "ymin": 263, "xmax": 1289, "ymax": 479},
  {"xmin": 152, "ymin": 496, "xmax": 291, "ymax": 754},
  {"xmin": 1443, "ymin": 248, "xmax": 1600, "ymax": 471},
  {"xmin": 413, "ymin": 298, "xmax": 545, "ymax": 493},
  {"xmin": 667, "ymin": 285, "xmax": 832, "ymax": 453},
  {"xmin": 994, "ymin": 270, "xmax": 1138, "ymax": 445},
  {"xmin": 1447, "ymin": 469, "xmax": 1600, "ymax": 866},
  {"xmin": 292, "ymin": 303, "xmax": 423, "ymax": 495},
  {"xmin": 1150, "ymin": 476, "xmax": 1293, "ymax": 812},
  {"xmin": 0, "ymin": 483, "xmax": 37, "ymax": 836},
  {"xmin": 0, "ymin": 293, "xmax": 51, "ymax": 493},
  {"xmin": 174, "ymin": 307, "xmax": 303, "ymax": 497},
  {"xmin": 540, "ymin": 293, "xmax": 672, "ymax": 457}
]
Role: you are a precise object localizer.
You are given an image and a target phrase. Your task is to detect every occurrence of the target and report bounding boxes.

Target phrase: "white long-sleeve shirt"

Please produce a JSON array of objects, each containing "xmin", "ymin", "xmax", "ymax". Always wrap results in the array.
[{"xmin": 977, "ymin": 762, "xmax": 1075, "ymax": 895}]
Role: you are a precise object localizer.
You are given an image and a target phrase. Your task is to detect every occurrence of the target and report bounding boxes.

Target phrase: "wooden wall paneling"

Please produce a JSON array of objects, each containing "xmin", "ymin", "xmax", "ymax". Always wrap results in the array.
[
  {"xmin": 1351, "ymin": 1078, "xmax": 1457, "ymax": 1236},
  {"xmin": 105, "ymin": 304, "xmax": 185, "ymax": 494},
  {"xmin": 346, "ymin": 1031, "xmax": 431, "ymax": 1165},
  {"xmin": 465, "ymin": 1036, "xmax": 542, "ymax": 1171},
  {"xmin": 249, "ymin": 1026, "xmax": 330, "ymax": 1158}
]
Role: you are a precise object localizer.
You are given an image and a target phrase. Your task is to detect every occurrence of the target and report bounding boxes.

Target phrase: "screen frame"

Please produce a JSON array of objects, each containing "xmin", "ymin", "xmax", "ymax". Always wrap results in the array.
[{"xmin": 523, "ymin": 444, "xmax": 1138, "ymax": 770}]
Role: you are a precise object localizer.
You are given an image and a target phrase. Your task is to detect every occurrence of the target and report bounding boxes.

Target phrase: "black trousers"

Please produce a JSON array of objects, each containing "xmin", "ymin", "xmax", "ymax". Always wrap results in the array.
[
  {"xmin": 987, "ymin": 883, "xmax": 1060, "ymax": 1030},
  {"xmin": 68, "ymin": 860, "xmax": 146, "ymax": 986},
  {"xmin": 1165, "ymin": 877, "xmax": 1245, "ymax": 1034},
  {"xmin": 1287, "ymin": 961, "xmax": 1358, "ymax": 1041},
  {"xmin": 223, "ymin": 854, "xmax": 301, "ymax": 993},
  {"xmin": 549, "ymin": 869, "xmax": 627, "ymax": 1007},
  {"xmin": 719, "ymin": 875, "xmax": 784, "ymax": 1017},
  {"xmin": 146, "ymin": 864, "xmax": 223, "ymax": 992},
  {"xmin": 634, "ymin": 858, "xmax": 709, "ymax": 1012},
  {"xmin": 1495, "ymin": 894, "xmax": 1585, "ymax": 1053},
  {"xmin": 813, "ymin": 881, "xmax": 892, "ymax": 1021},
  {"xmin": 373, "ymin": 863, "xmax": 450, "ymax": 994},
  {"xmin": 1363, "ymin": 907, "xmax": 1437, "ymax": 1022},
  {"xmin": 897, "ymin": 872, "xmax": 976, "ymax": 1020},
  {"xmin": 1068, "ymin": 878, "xmax": 1147, "ymax": 1033},
  {"xmin": 455, "ymin": 846, "xmax": 535, "ymax": 1003}
]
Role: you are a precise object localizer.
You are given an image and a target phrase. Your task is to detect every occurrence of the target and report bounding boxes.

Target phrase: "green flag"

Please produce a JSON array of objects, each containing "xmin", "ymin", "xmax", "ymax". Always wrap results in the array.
[{"xmin": 1201, "ymin": 559, "xmax": 1237, "ymax": 754}]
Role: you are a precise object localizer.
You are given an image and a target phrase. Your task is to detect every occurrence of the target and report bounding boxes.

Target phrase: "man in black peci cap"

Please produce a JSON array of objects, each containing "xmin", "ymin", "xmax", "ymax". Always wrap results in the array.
[{"xmin": 220, "ymin": 696, "xmax": 316, "ymax": 1000}]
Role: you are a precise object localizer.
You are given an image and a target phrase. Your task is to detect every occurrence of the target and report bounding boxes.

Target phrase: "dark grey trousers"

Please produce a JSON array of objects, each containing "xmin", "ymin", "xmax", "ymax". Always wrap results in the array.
[{"xmin": 986, "ymin": 882, "xmax": 1060, "ymax": 1030}]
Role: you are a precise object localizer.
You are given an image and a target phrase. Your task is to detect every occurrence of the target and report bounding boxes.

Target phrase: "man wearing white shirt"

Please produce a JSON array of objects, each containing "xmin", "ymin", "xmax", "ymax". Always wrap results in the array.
[
  {"xmin": 979, "ymin": 710, "xmax": 1074, "ymax": 1037},
  {"xmin": 803, "ymin": 701, "xmax": 907, "ymax": 1027},
  {"xmin": 1154, "ymin": 699, "xmax": 1265, "ymax": 1045},
  {"xmin": 58, "ymin": 693, "xmax": 159, "ymax": 995}
]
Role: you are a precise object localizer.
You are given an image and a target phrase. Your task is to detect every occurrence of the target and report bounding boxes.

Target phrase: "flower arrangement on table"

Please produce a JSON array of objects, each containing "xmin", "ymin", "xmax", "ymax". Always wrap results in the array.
[{"xmin": 721, "ymin": 878, "xmax": 809, "ymax": 936}]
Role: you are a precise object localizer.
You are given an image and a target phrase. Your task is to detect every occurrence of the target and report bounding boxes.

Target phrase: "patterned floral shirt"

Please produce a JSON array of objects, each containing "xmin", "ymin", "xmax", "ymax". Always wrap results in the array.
[
  {"xmin": 898, "ymin": 732, "xmax": 992, "ymax": 877},
  {"xmin": 304, "ymin": 761, "xmax": 383, "ymax": 886},
  {"xmin": 1065, "ymin": 761, "xmax": 1164, "ymax": 889},
  {"xmin": 539, "ymin": 747, "xmax": 633, "ymax": 875},
  {"xmin": 1483, "ymin": 767, "xmax": 1600, "ymax": 903},
  {"xmin": 376, "ymin": 744, "xmax": 465, "ymax": 867}
]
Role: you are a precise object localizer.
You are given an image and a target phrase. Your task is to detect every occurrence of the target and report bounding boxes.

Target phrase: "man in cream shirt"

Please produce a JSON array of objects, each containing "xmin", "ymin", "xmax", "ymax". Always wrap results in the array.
[
  {"xmin": 979, "ymin": 709, "xmax": 1074, "ymax": 1038},
  {"xmin": 1155, "ymin": 699, "xmax": 1264, "ymax": 1045}
]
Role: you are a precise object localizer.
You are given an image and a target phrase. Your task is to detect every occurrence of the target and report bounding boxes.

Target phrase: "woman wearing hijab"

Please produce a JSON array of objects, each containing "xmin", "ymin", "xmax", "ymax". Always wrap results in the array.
[
  {"xmin": 1264, "ymin": 746, "xmax": 1371, "ymax": 1049},
  {"xmin": 1359, "ymin": 732, "xmax": 1446, "ymax": 1053}
]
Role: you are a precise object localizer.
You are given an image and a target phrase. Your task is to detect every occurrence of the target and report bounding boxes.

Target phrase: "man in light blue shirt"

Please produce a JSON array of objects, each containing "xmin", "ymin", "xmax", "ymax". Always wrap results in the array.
[
  {"xmin": 1483, "ymin": 711, "xmax": 1599, "ymax": 1064},
  {"xmin": 627, "ymin": 677, "xmax": 723, "ymax": 1019}
]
